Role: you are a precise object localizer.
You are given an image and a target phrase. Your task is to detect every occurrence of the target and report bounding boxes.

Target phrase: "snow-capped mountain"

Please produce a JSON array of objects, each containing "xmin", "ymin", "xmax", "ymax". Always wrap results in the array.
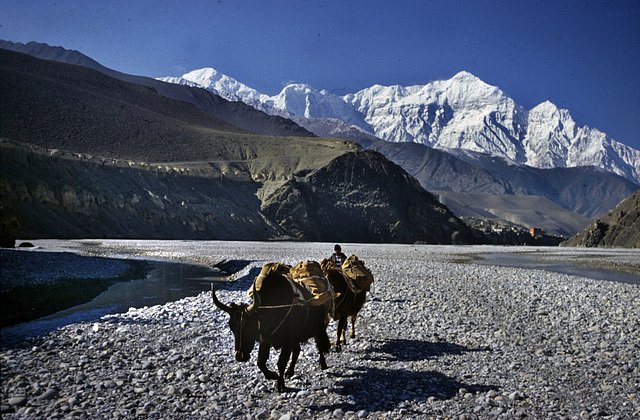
[
  {"xmin": 159, "ymin": 69, "xmax": 371, "ymax": 130},
  {"xmin": 160, "ymin": 67, "xmax": 269, "ymax": 105},
  {"xmin": 158, "ymin": 69, "xmax": 640, "ymax": 184}
]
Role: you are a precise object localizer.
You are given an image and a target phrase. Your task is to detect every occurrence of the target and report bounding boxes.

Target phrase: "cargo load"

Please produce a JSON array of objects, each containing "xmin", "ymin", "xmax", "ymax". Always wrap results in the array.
[
  {"xmin": 289, "ymin": 261, "xmax": 335, "ymax": 307},
  {"xmin": 342, "ymin": 255, "xmax": 374, "ymax": 292}
]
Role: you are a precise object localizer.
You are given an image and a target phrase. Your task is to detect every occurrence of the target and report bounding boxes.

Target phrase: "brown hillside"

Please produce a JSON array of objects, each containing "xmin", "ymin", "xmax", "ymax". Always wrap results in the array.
[
  {"xmin": 1, "ymin": 48, "xmax": 256, "ymax": 161},
  {"xmin": 561, "ymin": 190, "xmax": 640, "ymax": 248},
  {"xmin": 262, "ymin": 150, "xmax": 475, "ymax": 244}
]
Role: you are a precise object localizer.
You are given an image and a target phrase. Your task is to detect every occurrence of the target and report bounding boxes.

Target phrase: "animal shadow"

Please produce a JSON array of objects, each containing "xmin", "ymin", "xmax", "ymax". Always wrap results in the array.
[
  {"xmin": 330, "ymin": 367, "xmax": 495, "ymax": 413},
  {"xmin": 314, "ymin": 338, "xmax": 496, "ymax": 413},
  {"xmin": 370, "ymin": 337, "xmax": 490, "ymax": 361}
]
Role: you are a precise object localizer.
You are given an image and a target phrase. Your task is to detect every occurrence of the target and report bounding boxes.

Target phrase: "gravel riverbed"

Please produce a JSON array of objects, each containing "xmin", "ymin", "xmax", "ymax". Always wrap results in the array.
[{"xmin": 1, "ymin": 240, "xmax": 639, "ymax": 419}]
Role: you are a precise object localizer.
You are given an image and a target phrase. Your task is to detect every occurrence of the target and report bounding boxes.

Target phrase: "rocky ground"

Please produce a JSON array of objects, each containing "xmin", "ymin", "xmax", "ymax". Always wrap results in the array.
[{"xmin": 1, "ymin": 240, "xmax": 639, "ymax": 419}]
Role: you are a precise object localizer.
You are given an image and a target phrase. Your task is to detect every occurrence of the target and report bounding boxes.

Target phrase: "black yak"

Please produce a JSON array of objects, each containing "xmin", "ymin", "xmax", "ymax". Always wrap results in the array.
[
  {"xmin": 211, "ymin": 263, "xmax": 331, "ymax": 392},
  {"xmin": 320, "ymin": 256, "xmax": 373, "ymax": 351}
]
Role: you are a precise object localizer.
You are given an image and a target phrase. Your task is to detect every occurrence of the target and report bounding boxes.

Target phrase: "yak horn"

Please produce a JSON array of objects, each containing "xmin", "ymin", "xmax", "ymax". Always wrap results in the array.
[
  {"xmin": 246, "ymin": 282, "xmax": 260, "ymax": 314},
  {"xmin": 211, "ymin": 283, "xmax": 232, "ymax": 313}
]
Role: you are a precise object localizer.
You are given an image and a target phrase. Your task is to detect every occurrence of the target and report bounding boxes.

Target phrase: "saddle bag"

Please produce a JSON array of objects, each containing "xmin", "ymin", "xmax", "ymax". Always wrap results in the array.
[
  {"xmin": 289, "ymin": 261, "xmax": 334, "ymax": 306},
  {"xmin": 319, "ymin": 258, "xmax": 336, "ymax": 274},
  {"xmin": 342, "ymin": 255, "xmax": 374, "ymax": 292},
  {"xmin": 249, "ymin": 262, "xmax": 296, "ymax": 298}
]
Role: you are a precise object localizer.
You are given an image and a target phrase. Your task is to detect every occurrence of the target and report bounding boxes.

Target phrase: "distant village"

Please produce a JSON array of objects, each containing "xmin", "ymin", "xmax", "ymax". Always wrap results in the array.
[{"xmin": 461, "ymin": 217, "xmax": 564, "ymax": 246}]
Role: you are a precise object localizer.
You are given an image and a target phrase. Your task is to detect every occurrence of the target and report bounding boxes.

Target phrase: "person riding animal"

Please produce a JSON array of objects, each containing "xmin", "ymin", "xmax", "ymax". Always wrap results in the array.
[{"xmin": 329, "ymin": 244, "xmax": 347, "ymax": 269}]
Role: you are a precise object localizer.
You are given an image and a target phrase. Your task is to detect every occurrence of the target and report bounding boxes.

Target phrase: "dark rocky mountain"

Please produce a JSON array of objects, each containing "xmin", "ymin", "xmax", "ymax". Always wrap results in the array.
[
  {"xmin": 561, "ymin": 190, "xmax": 640, "ymax": 248},
  {"xmin": 0, "ymin": 48, "xmax": 473, "ymax": 244},
  {"xmin": 261, "ymin": 151, "xmax": 474, "ymax": 244},
  {"xmin": 0, "ymin": 40, "xmax": 314, "ymax": 138}
]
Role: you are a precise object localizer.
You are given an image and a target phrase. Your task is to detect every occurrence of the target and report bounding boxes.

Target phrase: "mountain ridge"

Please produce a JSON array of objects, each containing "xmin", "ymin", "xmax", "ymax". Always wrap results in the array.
[
  {"xmin": 0, "ymin": 47, "xmax": 475, "ymax": 244},
  {"xmin": 356, "ymin": 138, "xmax": 639, "ymax": 222},
  {"xmin": 0, "ymin": 40, "xmax": 315, "ymax": 139},
  {"xmin": 4, "ymin": 40, "xmax": 637, "ymax": 238},
  {"xmin": 162, "ymin": 66, "xmax": 640, "ymax": 185}
]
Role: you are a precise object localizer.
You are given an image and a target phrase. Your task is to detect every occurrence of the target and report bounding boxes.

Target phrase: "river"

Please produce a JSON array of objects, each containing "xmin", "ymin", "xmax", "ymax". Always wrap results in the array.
[
  {"xmin": 476, "ymin": 252, "xmax": 640, "ymax": 285},
  {"xmin": 1, "ymin": 260, "xmax": 227, "ymax": 348},
  {"xmin": 2, "ymin": 242, "xmax": 638, "ymax": 348}
]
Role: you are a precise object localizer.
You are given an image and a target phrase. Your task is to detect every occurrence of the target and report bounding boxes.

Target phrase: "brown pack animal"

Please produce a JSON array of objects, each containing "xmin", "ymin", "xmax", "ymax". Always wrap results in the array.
[
  {"xmin": 211, "ymin": 262, "xmax": 331, "ymax": 392},
  {"xmin": 320, "ymin": 256, "xmax": 372, "ymax": 351}
]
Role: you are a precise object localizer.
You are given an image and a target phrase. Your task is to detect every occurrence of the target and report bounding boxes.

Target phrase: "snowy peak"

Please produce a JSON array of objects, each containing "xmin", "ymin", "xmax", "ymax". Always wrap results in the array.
[
  {"xmin": 441, "ymin": 72, "xmax": 516, "ymax": 112},
  {"xmin": 346, "ymin": 73, "xmax": 527, "ymax": 158},
  {"xmin": 157, "ymin": 67, "xmax": 268, "ymax": 104},
  {"xmin": 529, "ymin": 100, "xmax": 564, "ymax": 122},
  {"xmin": 531, "ymin": 99, "xmax": 558, "ymax": 113},
  {"xmin": 269, "ymin": 83, "xmax": 322, "ymax": 117},
  {"xmin": 451, "ymin": 70, "xmax": 481, "ymax": 82},
  {"xmin": 524, "ymin": 101, "xmax": 577, "ymax": 167},
  {"xmin": 182, "ymin": 67, "xmax": 226, "ymax": 87},
  {"xmin": 158, "ymin": 68, "xmax": 640, "ymax": 185},
  {"xmin": 349, "ymin": 71, "xmax": 516, "ymax": 127},
  {"xmin": 267, "ymin": 83, "xmax": 370, "ymax": 129}
]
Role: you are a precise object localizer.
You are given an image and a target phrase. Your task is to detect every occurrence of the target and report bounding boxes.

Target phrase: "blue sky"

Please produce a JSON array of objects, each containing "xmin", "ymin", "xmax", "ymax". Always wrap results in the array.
[{"xmin": 2, "ymin": 0, "xmax": 639, "ymax": 151}]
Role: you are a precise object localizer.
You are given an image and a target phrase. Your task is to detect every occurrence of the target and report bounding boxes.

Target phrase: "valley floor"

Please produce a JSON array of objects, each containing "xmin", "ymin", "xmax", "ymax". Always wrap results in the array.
[{"xmin": 1, "ymin": 241, "xmax": 639, "ymax": 419}]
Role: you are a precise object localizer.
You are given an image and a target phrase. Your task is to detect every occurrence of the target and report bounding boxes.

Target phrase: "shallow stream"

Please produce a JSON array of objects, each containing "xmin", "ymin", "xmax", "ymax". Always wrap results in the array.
[
  {"xmin": 1, "ymin": 261, "xmax": 227, "ymax": 348},
  {"xmin": 476, "ymin": 252, "xmax": 640, "ymax": 285}
]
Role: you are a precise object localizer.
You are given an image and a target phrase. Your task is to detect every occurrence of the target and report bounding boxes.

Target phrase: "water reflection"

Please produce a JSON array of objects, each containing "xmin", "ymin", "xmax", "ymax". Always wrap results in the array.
[{"xmin": 1, "ymin": 261, "xmax": 227, "ymax": 348}]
